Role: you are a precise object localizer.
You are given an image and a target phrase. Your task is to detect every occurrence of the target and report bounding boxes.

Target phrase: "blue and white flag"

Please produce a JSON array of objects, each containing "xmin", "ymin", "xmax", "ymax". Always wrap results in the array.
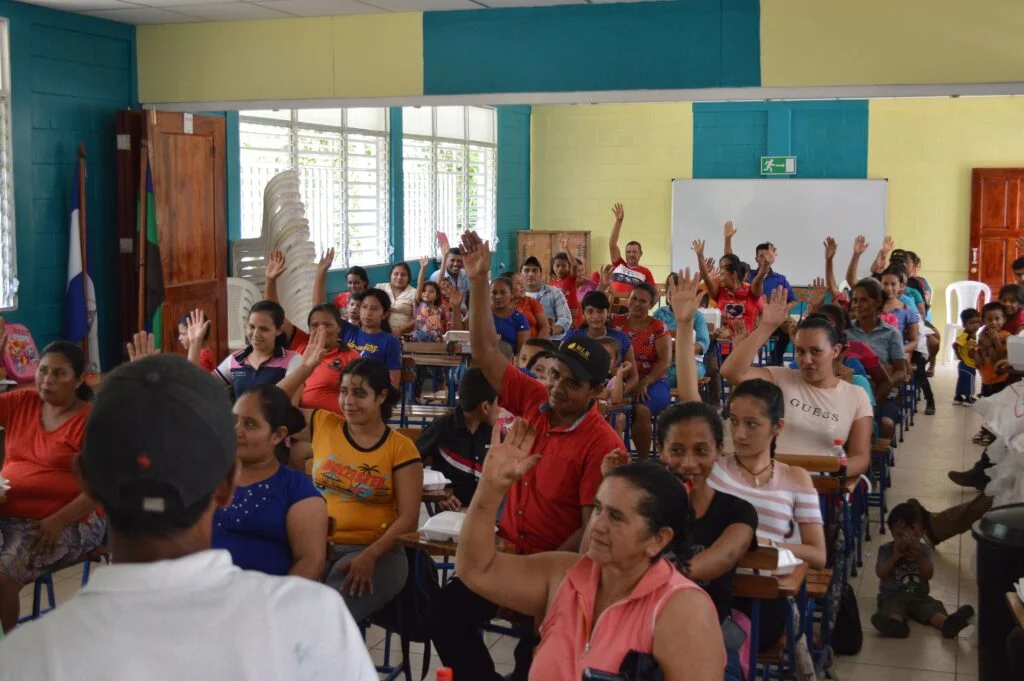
[{"xmin": 63, "ymin": 163, "xmax": 100, "ymax": 374}]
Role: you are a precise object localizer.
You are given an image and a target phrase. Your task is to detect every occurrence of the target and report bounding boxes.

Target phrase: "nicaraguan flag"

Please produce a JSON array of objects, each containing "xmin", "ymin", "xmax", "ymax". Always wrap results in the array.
[{"xmin": 63, "ymin": 163, "xmax": 101, "ymax": 373}]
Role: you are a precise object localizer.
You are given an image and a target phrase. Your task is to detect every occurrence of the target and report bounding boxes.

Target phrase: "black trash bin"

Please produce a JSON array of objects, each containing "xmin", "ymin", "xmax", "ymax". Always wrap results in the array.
[{"xmin": 972, "ymin": 502, "xmax": 1024, "ymax": 680}]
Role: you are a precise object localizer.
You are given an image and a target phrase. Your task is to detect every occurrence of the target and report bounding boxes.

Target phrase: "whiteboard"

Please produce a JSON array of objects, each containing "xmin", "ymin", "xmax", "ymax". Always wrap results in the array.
[{"xmin": 670, "ymin": 179, "xmax": 888, "ymax": 287}]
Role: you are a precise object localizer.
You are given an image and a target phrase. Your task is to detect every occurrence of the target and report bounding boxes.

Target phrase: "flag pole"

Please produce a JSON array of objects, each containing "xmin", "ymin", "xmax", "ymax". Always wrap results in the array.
[
  {"xmin": 136, "ymin": 131, "xmax": 148, "ymax": 332},
  {"xmin": 77, "ymin": 143, "xmax": 89, "ymax": 364}
]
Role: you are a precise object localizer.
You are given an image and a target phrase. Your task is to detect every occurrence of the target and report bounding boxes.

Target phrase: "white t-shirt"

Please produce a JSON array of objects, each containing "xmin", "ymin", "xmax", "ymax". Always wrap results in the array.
[
  {"xmin": 0, "ymin": 550, "xmax": 377, "ymax": 681},
  {"xmin": 766, "ymin": 367, "xmax": 874, "ymax": 456}
]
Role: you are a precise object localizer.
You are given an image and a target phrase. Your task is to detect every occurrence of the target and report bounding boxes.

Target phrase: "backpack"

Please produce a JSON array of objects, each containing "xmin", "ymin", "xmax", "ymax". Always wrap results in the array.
[
  {"xmin": 831, "ymin": 582, "xmax": 863, "ymax": 655},
  {"xmin": 366, "ymin": 548, "xmax": 441, "ymax": 680},
  {"xmin": 2, "ymin": 323, "xmax": 39, "ymax": 383}
]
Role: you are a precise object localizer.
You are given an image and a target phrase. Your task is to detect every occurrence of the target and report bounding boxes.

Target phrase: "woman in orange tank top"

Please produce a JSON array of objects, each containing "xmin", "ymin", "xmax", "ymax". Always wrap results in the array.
[{"xmin": 455, "ymin": 418, "xmax": 724, "ymax": 681}]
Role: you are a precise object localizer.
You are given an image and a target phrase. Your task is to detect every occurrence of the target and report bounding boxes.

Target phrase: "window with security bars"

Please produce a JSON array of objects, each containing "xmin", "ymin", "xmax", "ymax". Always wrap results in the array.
[
  {"xmin": 0, "ymin": 21, "xmax": 15, "ymax": 310},
  {"xmin": 239, "ymin": 108, "xmax": 390, "ymax": 269},
  {"xmin": 403, "ymin": 106, "xmax": 497, "ymax": 260}
]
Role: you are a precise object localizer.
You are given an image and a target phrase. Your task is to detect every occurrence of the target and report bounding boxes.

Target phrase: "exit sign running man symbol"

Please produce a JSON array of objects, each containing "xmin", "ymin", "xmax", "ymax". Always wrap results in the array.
[{"xmin": 761, "ymin": 156, "xmax": 797, "ymax": 176}]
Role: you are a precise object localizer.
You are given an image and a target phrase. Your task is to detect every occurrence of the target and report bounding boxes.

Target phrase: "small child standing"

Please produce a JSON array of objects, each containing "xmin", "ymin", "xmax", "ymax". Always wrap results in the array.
[
  {"xmin": 975, "ymin": 301, "xmax": 1011, "ymax": 397},
  {"xmin": 953, "ymin": 308, "xmax": 981, "ymax": 406},
  {"xmin": 872, "ymin": 503, "xmax": 974, "ymax": 639}
]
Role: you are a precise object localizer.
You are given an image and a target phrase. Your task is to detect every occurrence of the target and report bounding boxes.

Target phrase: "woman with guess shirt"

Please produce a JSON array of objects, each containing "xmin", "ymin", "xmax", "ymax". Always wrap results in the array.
[{"xmin": 722, "ymin": 287, "xmax": 874, "ymax": 478}]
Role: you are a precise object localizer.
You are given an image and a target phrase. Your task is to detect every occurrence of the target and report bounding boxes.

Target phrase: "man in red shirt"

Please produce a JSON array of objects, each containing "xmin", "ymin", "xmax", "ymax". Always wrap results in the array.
[
  {"xmin": 429, "ymin": 230, "xmax": 625, "ymax": 681},
  {"xmin": 607, "ymin": 202, "xmax": 657, "ymax": 294}
]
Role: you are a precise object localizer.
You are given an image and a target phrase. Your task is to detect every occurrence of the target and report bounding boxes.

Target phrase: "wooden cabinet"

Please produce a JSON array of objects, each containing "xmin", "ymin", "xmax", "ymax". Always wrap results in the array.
[{"xmin": 514, "ymin": 230, "xmax": 592, "ymax": 278}]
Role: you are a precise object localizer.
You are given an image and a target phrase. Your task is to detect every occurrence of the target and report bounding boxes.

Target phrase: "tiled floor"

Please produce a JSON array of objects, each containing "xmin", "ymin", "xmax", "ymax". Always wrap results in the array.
[{"xmin": 18, "ymin": 367, "xmax": 985, "ymax": 679}]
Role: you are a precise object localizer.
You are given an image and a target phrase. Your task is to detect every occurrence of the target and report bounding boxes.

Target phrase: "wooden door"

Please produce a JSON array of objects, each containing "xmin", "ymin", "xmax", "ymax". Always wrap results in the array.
[
  {"xmin": 149, "ymin": 112, "xmax": 228, "ymax": 360},
  {"xmin": 970, "ymin": 168, "xmax": 1024, "ymax": 293},
  {"xmin": 515, "ymin": 231, "xmax": 592, "ymax": 280}
]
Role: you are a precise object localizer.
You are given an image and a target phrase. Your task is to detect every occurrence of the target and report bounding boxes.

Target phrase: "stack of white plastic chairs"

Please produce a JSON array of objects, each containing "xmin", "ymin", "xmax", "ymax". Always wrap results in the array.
[{"xmin": 229, "ymin": 170, "xmax": 319, "ymax": 335}]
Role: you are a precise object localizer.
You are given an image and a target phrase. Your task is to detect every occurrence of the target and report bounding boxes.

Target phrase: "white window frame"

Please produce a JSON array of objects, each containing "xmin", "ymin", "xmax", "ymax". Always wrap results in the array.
[
  {"xmin": 402, "ymin": 106, "xmax": 497, "ymax": 261},
  {"xmin": 239, "ymin": 108, "xmax": 390, "ymax": 270},
  {"xmin": 0, "ymin": 19, "xmax": 16, "ymax": 310}
]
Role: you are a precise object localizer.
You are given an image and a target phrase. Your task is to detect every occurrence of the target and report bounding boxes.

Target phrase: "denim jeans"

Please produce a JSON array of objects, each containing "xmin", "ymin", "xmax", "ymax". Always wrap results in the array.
[{"xmin": 955, "ymin": 362, "xmax": 976, "ymax": 400}]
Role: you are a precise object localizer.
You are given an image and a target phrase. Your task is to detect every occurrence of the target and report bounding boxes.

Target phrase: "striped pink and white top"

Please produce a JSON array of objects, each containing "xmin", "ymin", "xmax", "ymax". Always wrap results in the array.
[{"xmin": 708, "ymin": 456, "xmax": 823, "ymax": 546}]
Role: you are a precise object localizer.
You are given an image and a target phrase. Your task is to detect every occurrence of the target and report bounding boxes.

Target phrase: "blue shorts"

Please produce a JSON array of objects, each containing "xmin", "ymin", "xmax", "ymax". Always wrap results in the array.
[
  {"xmin": 875, "ymin": 397, "xmax": 900, "ymax": 423},
  {"xmin": 637, "ymin": 378, "xmax": 671, "ymax": 416}
]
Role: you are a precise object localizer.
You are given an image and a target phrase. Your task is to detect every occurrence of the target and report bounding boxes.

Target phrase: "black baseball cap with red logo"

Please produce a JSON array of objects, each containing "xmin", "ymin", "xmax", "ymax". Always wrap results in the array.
[{"xmin": 79, "ymin": 354, "xmax": 236, "ymax": 514}]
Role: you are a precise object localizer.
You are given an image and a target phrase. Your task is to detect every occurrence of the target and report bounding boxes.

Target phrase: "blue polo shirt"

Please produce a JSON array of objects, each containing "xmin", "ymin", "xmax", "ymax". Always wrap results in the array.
[
  {"xmin": 494, "ymin": 310, "xmax": 530, "ymax": 348},
  {"xmin": 748, "ymin": 269, "xmax": 796, "ymax": 303},
  {"xmin": 215, "ymin": 345, "xmax": 302, "ymax": 399}
]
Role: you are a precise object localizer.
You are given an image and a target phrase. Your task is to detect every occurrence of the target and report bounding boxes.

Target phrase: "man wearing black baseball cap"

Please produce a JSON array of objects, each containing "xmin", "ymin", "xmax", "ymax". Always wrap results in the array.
[
  {"xmin": 429, "ymin": 231, "xmax": 626, "ymax": 681},
  {"xmin": 0, "ymin": 355, "xmax": 375, "ymax": 681}
]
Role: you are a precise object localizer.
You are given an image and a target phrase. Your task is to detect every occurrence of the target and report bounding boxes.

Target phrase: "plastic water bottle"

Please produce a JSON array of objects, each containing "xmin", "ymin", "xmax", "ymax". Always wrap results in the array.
[
  {"xmin": 833, "ymin": 439, "xmax": 847, "ymax": 468},
  {"xmin": 436, "ymin": 669, "xmax": 453, "ymax": 681}
]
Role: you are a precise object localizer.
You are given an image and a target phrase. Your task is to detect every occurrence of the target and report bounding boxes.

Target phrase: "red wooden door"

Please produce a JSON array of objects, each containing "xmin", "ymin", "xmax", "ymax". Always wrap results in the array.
[
  {"xmin": 149, "ymin": 112, "xmax": 228, "ymax": 360},
  {"xmin": 970, "ymin": 168, "xmax": 1024, "ymax": 292}
]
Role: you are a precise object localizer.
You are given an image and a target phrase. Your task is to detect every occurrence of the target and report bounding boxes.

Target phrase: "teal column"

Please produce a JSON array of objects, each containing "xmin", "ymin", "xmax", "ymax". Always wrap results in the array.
[
  {"xmin": 389, "ymin": 107, "xmax": 404, "ymax": 264},
  {"xmin": 765, "ymin": 105, "xmax": 792, "ymax": 158}
]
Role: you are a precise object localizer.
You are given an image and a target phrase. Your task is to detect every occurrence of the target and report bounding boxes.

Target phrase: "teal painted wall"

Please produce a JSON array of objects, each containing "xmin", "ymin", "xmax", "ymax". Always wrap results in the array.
[
  {"xmin": 423, "ymin": 0, "xmax": 760, "ymax": 95},
  {"xmin": 225, "ymin": 105, "xmax": 531, "ymax": 298},
  {"xmin": 5, "ymin": 0, "xmax": 134, "ymax": 369},
  {"xmin": 692, "ymin": 101, "xmax": 869, "ymax": 179}
]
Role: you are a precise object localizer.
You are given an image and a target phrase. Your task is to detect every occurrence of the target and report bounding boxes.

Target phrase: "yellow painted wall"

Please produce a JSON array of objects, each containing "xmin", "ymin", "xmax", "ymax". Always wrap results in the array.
[
  {"xmin": 868, "ymin": 96, "xmax": 1024, "ymax": 331},
  {"xmin": 531, "ymin": 104, "xmax": 693, "ymax": 285},
  {"xmin": 137, "ymin": 13, "xmax": 423, "ymax": 103},
  {"xmin": 762, "ymin": 0, "xmax": 1024, "ymax": 87}
]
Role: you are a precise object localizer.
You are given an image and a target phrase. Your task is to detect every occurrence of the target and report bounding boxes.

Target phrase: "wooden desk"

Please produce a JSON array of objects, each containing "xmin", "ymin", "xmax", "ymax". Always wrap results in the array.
[
  {"xmin": 396, "ymin": 531, "xmax": 517, "ymax": 557},
  {"xmin": 733, "ymin": 562, "xmax": 808, "ymax": 600},
  {"xmin": 403, "ymin": 354, "xmax": 464, "ymax": 368},
  {"xmin": 1008, "ymin": 592, "xmax": 1024, "ymax": 629}
]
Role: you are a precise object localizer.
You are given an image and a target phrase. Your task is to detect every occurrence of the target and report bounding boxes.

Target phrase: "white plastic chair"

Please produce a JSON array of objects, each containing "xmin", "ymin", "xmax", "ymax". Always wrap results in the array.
[
  {"xmin": 226, "ymin": 277, "xmax": 263, "ymax": 351},
  {"xmin": 944, "ymin": 281, "xmax": 992, "ymax": 364}
]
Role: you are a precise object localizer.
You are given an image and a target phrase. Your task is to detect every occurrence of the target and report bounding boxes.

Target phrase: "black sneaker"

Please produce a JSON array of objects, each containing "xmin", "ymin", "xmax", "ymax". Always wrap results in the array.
[
  {"xmin": 925, "ymin": 404, "xmax": 936, "ymax": 415},
  {"xmin": 948, "ymin": 466, "xmax": 991, "ymax": 491},
  {"xmin": 871, "ymin": 613, "xmax": 910, "ymax": 638},
  {"xmin": 953, "ymin": 396, "xmax": 965, "ymax": 406},
  {"xmin": 965, "ymin": 397, "xmax": 977, "ymax": 405},
  {"xmin": 941, "ymin": 605, "xmax": 975, "ymax": 638}
]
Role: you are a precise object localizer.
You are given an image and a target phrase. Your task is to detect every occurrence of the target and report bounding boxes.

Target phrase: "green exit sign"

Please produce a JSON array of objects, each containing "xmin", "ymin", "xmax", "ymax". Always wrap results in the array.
[{"xmin": 761, "ymin": 156, "xmax": 797, "ymax": 176}]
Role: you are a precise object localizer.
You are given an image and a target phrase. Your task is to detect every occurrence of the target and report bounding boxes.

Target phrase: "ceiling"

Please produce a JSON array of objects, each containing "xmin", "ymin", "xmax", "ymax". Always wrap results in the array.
[{"xmin": 21, "ymin": 0, "xmax": 661, "ymax": 25}]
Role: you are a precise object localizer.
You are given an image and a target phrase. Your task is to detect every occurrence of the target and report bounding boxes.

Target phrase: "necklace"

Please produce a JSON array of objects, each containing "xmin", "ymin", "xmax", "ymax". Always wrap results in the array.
[{"xmin": 736, "ymin": 458, "xmax": 774, "ymax": 488}]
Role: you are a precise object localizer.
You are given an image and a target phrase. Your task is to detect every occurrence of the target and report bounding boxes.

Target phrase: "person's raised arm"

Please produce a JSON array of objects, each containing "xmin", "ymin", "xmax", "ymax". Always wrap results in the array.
[
  {"xmin": 723, "ymin": 220, "xmax": 736, "ymax": 256},
  {"xmin": 669, "ymin": 268, "xmax": 703, "ymax": 402},
  {"xmin": 871, "ymin": 236, "xmax": 895, "ymax": 275},
  {"xmin": 285, "ymin": 497, "xmax": 329, "ymax": 581},
  {"xmin": 312, "ymin": 248, "xmax": 335, "ymax": 306},
  {"xmin": 846, "ymin": 235, "xmax": 869, "ymax": 289},
  {"xmin": 461, "ymin": 231, "xmax": 507, "ymax": 389},
  {"xmin": 456, "ymin": 419, "xmax": 575, "ymax": 620},
  {"xmin": 608, "ymin": 202, "xmax": 625, "ymax": 264},
  {"xmin": 415, "ymin": 256, "xmax": 429, "ymax": 303},
  {"xmin": 276, "ymin": 327, "xmax": 327, "ymax": 398},
  {"xmin": 596, "ymin": 263, "xmax": 613, "ymax": 296},
  {"xmin": 448, "ymin": 289, "xmax": 465, "ymax": 331},
  {"xmin": 184, "ymin": 309, "xmax": 210, "ymax": 369},
  {"xmin": 749, "ymin": 257, "xmax": 769, "ymax": 298},
  {"xmin": 692, "ymin": 240, "xmax": 719, "ymax": 300},
  {"xmin": 807, "ymin": 277, "xmax": 828, "ymax": 314},
  {"xmin": 263, "ymin": 251, "xmax": 295, "ymax": 340},
  {"xmin": 721, "ymin": 287, "xmax": 794, "ymax": 385},
  {"xmin": 823, "ymin": 237, "xmax": 840, "ymax": 298},
  {"xmin": 126, "ymin": 331, "xmax": 160, "ymax": 362}
]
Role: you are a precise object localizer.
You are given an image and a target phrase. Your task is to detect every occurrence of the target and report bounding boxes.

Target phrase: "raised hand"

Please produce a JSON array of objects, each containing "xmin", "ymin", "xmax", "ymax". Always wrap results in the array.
[
  {"xmin": 600, "ymin": 448, "xmax": 631, "ymax": 478},
  {"xmin": 728, "ymin": 319, "xmax": 749, "ymax": 344},
  {"xmin": 265, "ymin": 251, "xmax": 286, "ymax": 281},
  {"xmin": 853, "ymin": 235, "xmax": 870, "ymax": 256},
  {"xmin": 761, "ymin": 286, "xmax": 797, "ymax": 329},
  {"xmin": 668, "ymin": 268, "xmax": 701, "ymax": 325},
  {"xmin": 300, "ymin": 325, "xmax": 329, "ymax": 370},
  {"xmin": 558, "ymin": 233, "xmax": 570, "ymax": 254},
  {"xmin": 691, "ymin": 240, "xmax": 706, "ymax": 258},
  {"xmin": 186, "ymin": 308, "xmax": 210, "ymax": 347},
  {"xmin": 599, "ymin": 263, "xmax": 613, "ymax": 288},
  {"xmin": 882, "ymin": 236, "xmax": 895, "ymax": 255},
  {"xmin": 419, "ymin": 256, "xmax": 430, "ymax": 269},
  {"xmin": 126, "ymin": 331, "xmax": 159, "ymax": 361},
  {"xmin": 437, "ymin": 232, "xmax": 451, "ymax": 255},
  {"xmin": 704, "ymin": 257, "xmax": 719, "ymax": 279},
  {"xmin": 808, "ymin": 277, "xmax": 828, "ymax": 309},
  {"xmin": 611, "ymin": 202, "xmax": 625, "ymax": 223},
  {"xmin": 317, "ymin": 248, "xmax": 335, "ymax": 273},
  {"xmin": 482, "ymin": 417, "xmax": 540, "ymax": 489},
  {"xmin": 723, "ymin": 221, "xmax": 737, "ymax": 240},
  {"xmin": 823, "ymin": 237, "xmax": 838, "ymax": 261},
  {"xmin": 449, "ymin": 287, "xmax": 465, "ymax": 308},
  {"xmin": 459, "ymin": 230, "xmax": 491, "ymax": 280},
  {"xmin": 616, "ymin": 361, "xmax": 633, "ymax": 379}
]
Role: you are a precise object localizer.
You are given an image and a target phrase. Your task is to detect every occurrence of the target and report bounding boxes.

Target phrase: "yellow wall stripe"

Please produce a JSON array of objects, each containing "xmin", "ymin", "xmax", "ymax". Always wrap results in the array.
[
  {"xmin": 762, "ymin": 0, "xmax": 1024, "ymax": 87},
  {"xmin": 137, "ymin": 13, "xmax": 423, "ymax": 104}
]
